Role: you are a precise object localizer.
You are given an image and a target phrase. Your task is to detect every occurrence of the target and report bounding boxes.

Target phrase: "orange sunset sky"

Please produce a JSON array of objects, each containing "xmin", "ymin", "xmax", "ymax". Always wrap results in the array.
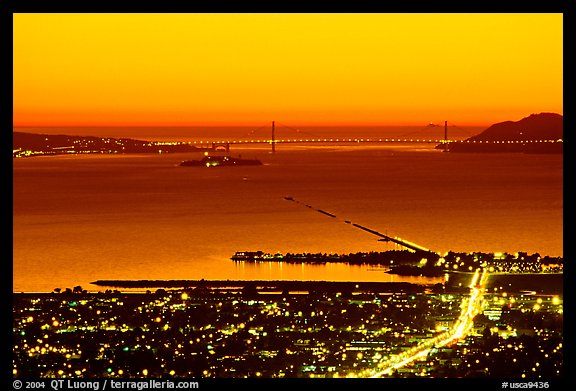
[{"xmin": 13, "ymin": 13, "xmax": 563, "ymax": 127}]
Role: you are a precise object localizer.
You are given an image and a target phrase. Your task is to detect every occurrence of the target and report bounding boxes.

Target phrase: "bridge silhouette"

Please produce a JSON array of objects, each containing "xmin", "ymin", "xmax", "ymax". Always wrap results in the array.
[{"xmin": 186, "ymin": 121, "xmax": 562, "ymax": 153}]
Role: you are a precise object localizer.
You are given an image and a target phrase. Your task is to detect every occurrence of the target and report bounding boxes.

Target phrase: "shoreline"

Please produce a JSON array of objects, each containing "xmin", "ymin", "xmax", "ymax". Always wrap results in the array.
[
  {"xmin": 12, "ymin": 271, "xmax": 563, "ymax": 296},
  {"xmin": 88, "ymin": 279, "xmax": 438, "ymax": 292}
]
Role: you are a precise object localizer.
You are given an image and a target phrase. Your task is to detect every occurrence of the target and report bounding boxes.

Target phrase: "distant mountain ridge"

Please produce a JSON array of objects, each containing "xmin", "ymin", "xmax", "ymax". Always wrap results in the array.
[
  {"xmin": 444, "ymin": 113, "xmax": 563, "ymax": 153},
  {"xmin": 468, "ymin": 112, "xmax": 562, "ymax": 142}
]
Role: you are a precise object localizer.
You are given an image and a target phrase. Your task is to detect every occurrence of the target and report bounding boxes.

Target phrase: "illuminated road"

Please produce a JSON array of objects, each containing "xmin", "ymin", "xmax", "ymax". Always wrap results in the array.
[{"xmin": 367, "ymin": 268, "xmax": 489, "ymax": 378}]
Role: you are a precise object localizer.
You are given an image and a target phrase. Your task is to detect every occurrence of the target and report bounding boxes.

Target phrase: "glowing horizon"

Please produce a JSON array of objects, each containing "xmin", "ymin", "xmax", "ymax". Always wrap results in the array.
[{"xmin": 13, "ymin": 13, "xmax": 562, "ymax": 128}]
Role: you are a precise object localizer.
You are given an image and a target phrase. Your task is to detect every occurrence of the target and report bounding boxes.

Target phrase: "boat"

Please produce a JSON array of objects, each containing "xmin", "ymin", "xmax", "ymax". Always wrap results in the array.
[{"xmin": 179, "ymin": 155, "xmax": 262, "ymax": 167}]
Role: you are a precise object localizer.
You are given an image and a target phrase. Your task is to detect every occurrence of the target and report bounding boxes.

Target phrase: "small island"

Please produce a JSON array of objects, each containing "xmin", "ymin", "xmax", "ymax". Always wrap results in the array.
[{"xmin": 180, "ymin": 155, "xmax": 262, "ymax": 167}]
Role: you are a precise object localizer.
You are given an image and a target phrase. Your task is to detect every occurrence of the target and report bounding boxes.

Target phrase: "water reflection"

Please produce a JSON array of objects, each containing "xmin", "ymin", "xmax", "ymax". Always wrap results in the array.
[{"xmin": 233, "ymin": 260, "xmax": 443, "ymax": 285}]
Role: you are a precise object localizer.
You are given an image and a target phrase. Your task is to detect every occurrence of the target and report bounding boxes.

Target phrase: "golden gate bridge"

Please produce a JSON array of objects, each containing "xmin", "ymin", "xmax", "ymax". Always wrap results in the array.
[{"xmin": 184, "ymin": 121, "xmax": 561, "ymax": 153}]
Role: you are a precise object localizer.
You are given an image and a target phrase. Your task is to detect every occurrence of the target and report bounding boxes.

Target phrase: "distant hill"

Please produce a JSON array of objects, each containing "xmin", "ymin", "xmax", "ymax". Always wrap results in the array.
[
  {"xmin": 13, "ymin": 131, "xmax": 198, "ymax": 157},
  {"xmin": 468, "ymin": 112, "xmax": 563, "ymax": 142},
  {"xmin": 442, "ymin": 113, "xmax": 563, "ymax": 153}
]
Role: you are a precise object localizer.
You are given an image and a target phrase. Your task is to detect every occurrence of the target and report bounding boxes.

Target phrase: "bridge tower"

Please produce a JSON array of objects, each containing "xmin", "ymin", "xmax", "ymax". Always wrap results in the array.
[
  {"xmin": 271, "ymin": 121, "xmax": 276, "ymax": 153},
  {"xmin": 443, "ymin": 120, "xmax": 448, "ymax": 151}
]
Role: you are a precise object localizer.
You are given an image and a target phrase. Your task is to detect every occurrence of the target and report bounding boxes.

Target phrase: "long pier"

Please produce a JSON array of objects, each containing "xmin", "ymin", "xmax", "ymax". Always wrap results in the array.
[
  {"xmin": 284, "ymin": 197, "xmax": 436, "ymax": 255},
  {"xmin": 348, "ymin": 222, "xmax": 433, "ymax": 253}
]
